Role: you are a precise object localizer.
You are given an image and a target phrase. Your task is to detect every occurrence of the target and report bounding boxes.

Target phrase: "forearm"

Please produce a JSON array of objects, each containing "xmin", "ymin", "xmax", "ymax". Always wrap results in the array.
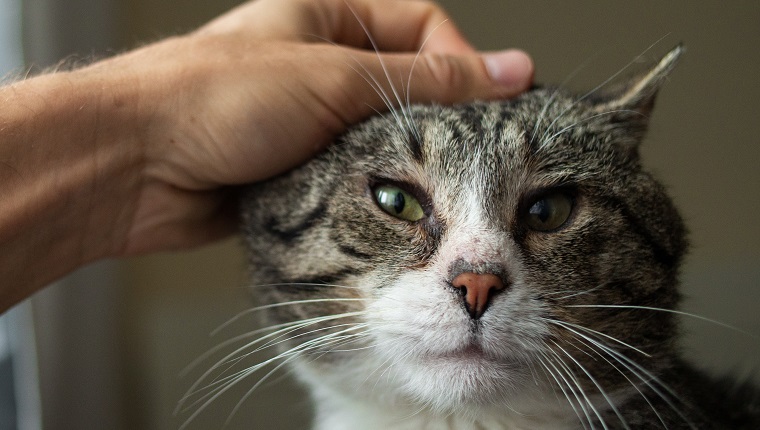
[{"xmin": 0, "ymin": 61, "xmax": 146, "ymax": 311}]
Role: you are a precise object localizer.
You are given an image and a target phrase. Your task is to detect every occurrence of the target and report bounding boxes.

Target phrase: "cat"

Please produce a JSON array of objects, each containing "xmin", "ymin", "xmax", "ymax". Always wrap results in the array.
[{"xmin": 189, "ymin": 46, "xmax": 760, "ymax": 429}]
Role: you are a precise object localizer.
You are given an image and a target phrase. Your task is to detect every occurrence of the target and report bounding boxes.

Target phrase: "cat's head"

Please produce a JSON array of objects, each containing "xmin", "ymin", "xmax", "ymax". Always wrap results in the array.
[{"xmin": 240, "ymin": 46, "xmax": 685, "ymax": 417}]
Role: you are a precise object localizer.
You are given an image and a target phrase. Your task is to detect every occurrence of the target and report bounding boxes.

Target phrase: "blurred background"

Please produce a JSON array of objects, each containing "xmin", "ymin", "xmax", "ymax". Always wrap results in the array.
[{"xmin": 0, "ymin": 1, "xmax": 758, "ymax": 429}]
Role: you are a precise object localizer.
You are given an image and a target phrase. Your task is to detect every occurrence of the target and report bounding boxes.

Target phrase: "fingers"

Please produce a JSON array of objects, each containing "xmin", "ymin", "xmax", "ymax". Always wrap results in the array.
[
  {"xmin": 321, "ymin": 0, "xmax": 475, "ymax": 53},
  {"xmin": 201, "ymin": 0, "xmax": 476, "ymax": 54},
  {"xmin": 331, "ymin": 47, "xmax": 533, "ymax": 125}
]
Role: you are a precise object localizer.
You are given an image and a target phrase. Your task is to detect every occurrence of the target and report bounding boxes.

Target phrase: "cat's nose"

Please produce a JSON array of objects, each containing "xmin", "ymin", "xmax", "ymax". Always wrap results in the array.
[{"xmin": 451, "ymin": 272, "xmax": 506, "ymax": 320}]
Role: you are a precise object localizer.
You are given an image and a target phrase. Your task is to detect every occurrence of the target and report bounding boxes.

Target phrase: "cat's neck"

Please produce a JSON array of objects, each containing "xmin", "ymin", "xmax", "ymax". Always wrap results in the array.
[{"xmin": 306, "ymin": 376, "xmax": 592, "ymax": 430}]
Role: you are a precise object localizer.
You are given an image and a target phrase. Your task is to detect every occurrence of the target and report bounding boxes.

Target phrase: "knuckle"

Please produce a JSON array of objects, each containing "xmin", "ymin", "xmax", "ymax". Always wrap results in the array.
[{"xmin": 422, "ymin": 54, "xmax": 468, "ymax": 97}]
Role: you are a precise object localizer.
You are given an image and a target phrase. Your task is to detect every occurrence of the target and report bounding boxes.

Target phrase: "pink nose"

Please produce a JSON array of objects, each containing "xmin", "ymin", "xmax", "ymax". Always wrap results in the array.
[{"xmin": 451, "ymin": 272, "xmax": 506, "ymax": 319}]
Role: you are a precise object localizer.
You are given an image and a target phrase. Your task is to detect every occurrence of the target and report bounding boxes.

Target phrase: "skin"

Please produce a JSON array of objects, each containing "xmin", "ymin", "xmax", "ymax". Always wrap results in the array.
[{"xmin": 0, "ymin": 0, "xmax": 533, "ymax": 313}]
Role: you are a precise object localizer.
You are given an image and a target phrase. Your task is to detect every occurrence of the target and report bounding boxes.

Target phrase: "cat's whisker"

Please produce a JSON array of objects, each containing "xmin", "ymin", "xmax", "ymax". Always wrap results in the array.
[
  {"xmin": 394, "ymin": 403, "xmax": 430, "ymax": 426},
  {"xmin": 538, "ymin": 349, "xmax": 596, "ymax": 430},
  {"xmin": 533, "ymin": 353, "xmax": 590, "ymax": 430},
  {"xmin": 181, "ymin": 314, "xmax": 349, "ymax": 380},
  {"xmin": 551, "ymin": 339, "xmax": 629, "ymax": 430},
  {"xmin": 211, "ymin": 297, "xmax": 367, "ymax": 336},
  {"xmin": 177, "ymin": 311, "xmax": 367, "ymax": 414},
  {"xmin": 180, "ymin": 325, "xmax": 368, "ymax": 429},
  {"xmin": 248, "ymin": 322, "xmax": 369, "ymax": 362},
  {"xmin": 553, "ymin": 321, "xmax": 696, "ymax": 429},
  {"xmin": 565, "ymin": 304, "xmax": 755, "ymax": 338},
  {"xmin": 180, "ymin": 326, "xmax": 356, "ymax": 413},
  {"xmin": 551, "ymin": 322, "xmax": 670, "ymax": 429},
  {"xmin": 548, "ymin": 319, "xmax": 650, "ymax": 358},
  {"xmin": 248, "ymin": 282, "xmax": 364, "ymax": 290},
  {"xmin": 547, "ymin": 320, "xmax": 684, "ymax": 424},
  {"xmin": 224, "ymin": 348, "xmax": 301, "ymax": 427},
  {"xmin": 180, "ymin": 340, "xmax": 316, "ymax": 426},
  {"xmin": 180, "ymin": 309, "xmax": 366, "ymax": 378},
  {"xmin": 378, "ymin": 346, "xmax": 420, "ymax": 394},
  {"xmin": 403, "ymin": 18, "xmax": 452, "ymax": 142},
  {"xmin": 522, "ymin": 350, "xmax": 543, "ymax": 389},
  {"xmin": 537, "ymin": 350, "xmax": 592, "ymax": 429},
  {"xmin": 343, "ymin": 2, "xmax": 419, "ymax": 140},
  {"xmin": 343, "ymin": 56, "xmax": 408, "ymax": 136},
  {"xmin": 304, "ymin": 324, "xmax": 376, "ymax": 354},
  {"xmin": 545, "ymin": 284, "xmax": 608, "ymax": 301},
  {"xmin": 551, "ymin": 348, "xmax": 609, "ymax": 429},
  {"xmin": 304, "ymin": 32, "xmax": 408, "ymax": 137}
]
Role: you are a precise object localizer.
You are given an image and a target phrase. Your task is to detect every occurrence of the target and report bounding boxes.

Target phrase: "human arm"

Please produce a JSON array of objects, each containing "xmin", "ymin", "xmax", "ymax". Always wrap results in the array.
[{"xmin": 0, "ymin": 0, "xmax": 533, "ymax": 312}]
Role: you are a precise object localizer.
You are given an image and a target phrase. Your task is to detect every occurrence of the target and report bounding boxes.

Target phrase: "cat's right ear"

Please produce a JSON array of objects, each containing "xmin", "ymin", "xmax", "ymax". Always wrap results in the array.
[{"xmin": 591, "ymin": 45, "xmax": 683, "ymax": 146}]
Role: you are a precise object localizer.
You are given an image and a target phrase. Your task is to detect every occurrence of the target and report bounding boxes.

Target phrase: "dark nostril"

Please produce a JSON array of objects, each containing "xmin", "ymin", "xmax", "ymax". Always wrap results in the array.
[{"xmin": 451, "ymin": 272, "xmax": 506, "ymax": 319}]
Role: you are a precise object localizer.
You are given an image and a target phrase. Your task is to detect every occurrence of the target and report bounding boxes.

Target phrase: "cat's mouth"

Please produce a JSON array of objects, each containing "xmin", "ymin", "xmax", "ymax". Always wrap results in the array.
[{"xmin": 432, "ymin": 343, "xmax": 496, "ymax": 363}]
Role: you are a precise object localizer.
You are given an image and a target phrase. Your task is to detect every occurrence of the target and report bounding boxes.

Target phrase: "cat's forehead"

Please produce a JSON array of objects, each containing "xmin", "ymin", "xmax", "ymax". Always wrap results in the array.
[
  {"xmin": 368, "ymin": 91, "xmax": 589, "ymax": 154},
  {"xmin": 344, "ymin": 91, "xmax": 605, "ymax": 184},
  {"xmin": 400, "ymin": 95, "xmax": 606, "ymax": 171}
]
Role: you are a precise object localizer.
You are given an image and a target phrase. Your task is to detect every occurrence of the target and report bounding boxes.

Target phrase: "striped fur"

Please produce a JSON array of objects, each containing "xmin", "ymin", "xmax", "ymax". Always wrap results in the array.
[{"xmin": 233, "ymin": 46, "xmax": 760, "ymax": 429}]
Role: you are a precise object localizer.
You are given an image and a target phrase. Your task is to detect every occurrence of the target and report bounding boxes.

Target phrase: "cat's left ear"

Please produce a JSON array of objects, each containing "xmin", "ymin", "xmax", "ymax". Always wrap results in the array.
[
  {"xmin": 595, "ymin": 44, "xmax": 683, "ymax": 115},
  {"xmin": 592, "ymin": 45, "xmax": 683, "ymax": 144}
]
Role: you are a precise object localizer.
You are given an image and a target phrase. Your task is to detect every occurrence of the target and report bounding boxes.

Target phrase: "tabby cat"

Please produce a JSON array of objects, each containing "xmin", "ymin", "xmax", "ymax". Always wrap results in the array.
[{"xmin": 227, "ymin": 46, "xmax": 759, "ymax": 429}]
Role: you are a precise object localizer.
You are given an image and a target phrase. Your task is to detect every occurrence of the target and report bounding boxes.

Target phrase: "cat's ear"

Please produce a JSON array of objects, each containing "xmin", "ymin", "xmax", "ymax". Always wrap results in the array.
[{"xmin": 593, "ymin": 45, "xmax": 683, "ymax": 116}]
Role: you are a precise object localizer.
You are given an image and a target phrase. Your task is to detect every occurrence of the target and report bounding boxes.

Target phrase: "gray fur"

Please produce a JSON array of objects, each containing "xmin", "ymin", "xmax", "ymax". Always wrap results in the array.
[{"xmin": 233, "ymin": 46, "xmax": 759, "ymax": 429}]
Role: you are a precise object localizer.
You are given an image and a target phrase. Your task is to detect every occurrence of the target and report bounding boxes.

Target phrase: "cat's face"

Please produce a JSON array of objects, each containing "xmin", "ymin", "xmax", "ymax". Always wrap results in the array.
[{"xmin": 240, "ymin": 48, "xmax": 686, "ymax": 419}]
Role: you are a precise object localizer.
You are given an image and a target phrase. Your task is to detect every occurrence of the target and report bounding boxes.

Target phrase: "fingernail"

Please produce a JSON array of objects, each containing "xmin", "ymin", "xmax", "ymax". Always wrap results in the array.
[{"xmin": 483, "ymin": 50, "xmax": 534, "ymax": 89}]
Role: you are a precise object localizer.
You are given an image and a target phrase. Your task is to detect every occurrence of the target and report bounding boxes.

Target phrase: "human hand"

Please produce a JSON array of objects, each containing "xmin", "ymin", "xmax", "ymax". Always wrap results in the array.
[
  {"xmin": 0, "ymin": 0, "xmax": 532, "ymax": 309},
  {"xmin": 116, "ymin": 0, "xmax": 533, "ymax": 255}
]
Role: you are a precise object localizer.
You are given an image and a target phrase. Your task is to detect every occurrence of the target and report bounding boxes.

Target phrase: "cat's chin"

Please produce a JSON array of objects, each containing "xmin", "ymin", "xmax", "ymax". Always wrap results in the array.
[
  {"xmin": 432, "ymin": 344, "xmax": 490, "ymax": 361},
  {"xmin": 395, "ymin": 346, "xmax": 531, "ymax": 412}
]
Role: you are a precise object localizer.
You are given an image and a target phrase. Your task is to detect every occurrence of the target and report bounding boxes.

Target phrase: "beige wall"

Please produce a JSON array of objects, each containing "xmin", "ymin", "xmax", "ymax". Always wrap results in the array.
[{"xmin": 88, "ymin": 1, "xmax": 760, "ymax": 428}]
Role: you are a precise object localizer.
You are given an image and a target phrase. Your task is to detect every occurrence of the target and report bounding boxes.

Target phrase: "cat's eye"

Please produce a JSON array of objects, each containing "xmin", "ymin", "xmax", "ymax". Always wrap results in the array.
[
  {"xmin": 373, "ymin": 184, "xmax": 425, "ymax": 222},
  {"xmin": 524, "ymin": 192, "xmax": 574, "ymax": 232}
]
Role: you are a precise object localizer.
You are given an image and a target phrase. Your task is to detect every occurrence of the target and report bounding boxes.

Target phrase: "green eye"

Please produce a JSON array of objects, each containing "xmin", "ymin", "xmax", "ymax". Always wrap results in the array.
[
  {"xmin": 524, "ymin": 192, "xmax": 574, "ymax": 231},
  {"xmin": 373, "ymin": 185, "xmax": 425, "ymax": 222}
]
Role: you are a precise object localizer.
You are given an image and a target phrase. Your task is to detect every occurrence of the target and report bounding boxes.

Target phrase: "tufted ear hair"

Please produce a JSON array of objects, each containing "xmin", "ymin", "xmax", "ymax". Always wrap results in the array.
[
  {"xmin": 590, "ymin": 45, "xmax": 683, "ymax": 150},
  {"xmin": 594, "ymin": 44, "xmax": 683, "ymax": 115}
]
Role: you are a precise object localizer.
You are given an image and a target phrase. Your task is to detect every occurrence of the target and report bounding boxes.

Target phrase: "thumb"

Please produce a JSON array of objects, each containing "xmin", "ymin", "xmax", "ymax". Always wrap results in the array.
[{"xmin": 350, "ymin": 49, "xmax": 534, "ymax": 111}]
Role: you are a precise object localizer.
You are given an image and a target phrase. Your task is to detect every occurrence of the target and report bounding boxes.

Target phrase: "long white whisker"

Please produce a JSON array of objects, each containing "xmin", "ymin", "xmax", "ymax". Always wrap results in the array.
[
  {"xmin": 549, "ymin": 347, "xmax": 606, "ymax": 429},
  {"xmin": 404, "ymin": 18, "xmax": 451, "ymax": 141},
  {"xmin": 247, "ymin": 282, "xmax": 364, "ymax": 291},
  {"xmin": 546, "ymin": 284, "xmax": 607, "ymax": 300},
  {"xmin": 180, "ymin": 325, "xmax": 367, "ymax": 429},
  {"xmin": 177, "ymin": 311, "xmax": 366, "ymax": 414},
  {"xmin": 179, "ymin": 309, "xmax": 366, "ymax": 379},
  {"xmin": 226, "ymin": 329, "xmax": 370, "ymax": 426},
  {"xmin": 211, "ymin": 297, "xmax": 367, "ymax": 336},
  {"xmin": 548, "ymin": 319, "xmax": 650, "ymax": 358},
  {"xmin": 539, "ymin": 349, "xmax": 595, "ymax": 429},
  {"xmin": 550, "ymin": 320, "xmax": 669, "ymax": 428},
  {"xmin": 534, "ymin": 353, "xmax": 590, "ymax": 430},
  {"xmin": 343, "ymin": 2, "xmax": 415, "ymax": 137},
  {"xmin": 304, "ymin": 33, "xmax": 407, "ymax": 135},
  {"xmin": 559, "ymin": 323, "xmax": 695, "ymax": 429},
  {"xmin": 552, "ymin": 340, "xmax": 628, "ymax": 430},
  {"xmin": 565, "ymin": 304, "xmax": 753, "ymax": 337}
]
